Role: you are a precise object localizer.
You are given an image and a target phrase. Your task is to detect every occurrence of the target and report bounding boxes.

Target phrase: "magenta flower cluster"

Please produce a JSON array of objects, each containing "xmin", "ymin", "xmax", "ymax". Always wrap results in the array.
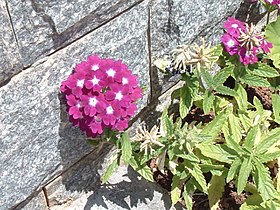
[
  {"xmin": 221, "ymin": 17, "xmax": 273, "ymax": 65},
  {"xmin": 61, "ymin": 55, "xmax": 142, "ymax": 137},
  {"xmin": 264, "ymin": 0, "xmax": 280, "ymax": 9}
]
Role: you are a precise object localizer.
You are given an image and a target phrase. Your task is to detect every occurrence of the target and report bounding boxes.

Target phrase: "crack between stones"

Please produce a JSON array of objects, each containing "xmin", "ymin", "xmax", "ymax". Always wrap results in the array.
[
  {"xmin": 4, "ymin": 0, "xmax": 19, "ymax": 50},
  {"xmin": 147, "ymin": 5, "xmax": 153, "ymax": 102},
  {"xmin": 46, "ymin": 0, "xmax": 145, "ymax": 58},
  {"xmin": 42, "ymin": 187, "xmax": 50, "ymax": 208}
]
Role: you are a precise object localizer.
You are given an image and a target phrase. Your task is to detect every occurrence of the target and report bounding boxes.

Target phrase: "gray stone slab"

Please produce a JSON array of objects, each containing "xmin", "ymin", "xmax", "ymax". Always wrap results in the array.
[
  {"xmin": 0, "ymin": 1, "xmax": 23, "ymax": 84},
  {"xmin": 7, "ymin": 0, "xmax": 143, "ymax": 67},
  {"xmin": 46, "ymin": 155, "xmax": 183, "ymax": 210},
  {"xmin": 0, "ymin": 2, "xmax": 149, "ymax": 209},
  {"xmin": 13, "ymin": 191, "xmax": 48, "ymax": 210},
  {"xmin": 149, "ymin": 0, "xmax": 243, "ymax": 97}
]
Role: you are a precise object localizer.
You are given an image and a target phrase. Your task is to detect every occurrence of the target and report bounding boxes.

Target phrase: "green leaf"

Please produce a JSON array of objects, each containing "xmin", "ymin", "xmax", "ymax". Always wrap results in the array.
[
  {"xmin": 253, "ymin": 158, "xmax": 277, "ymax": 200},
  {"xmin": 200, "ymin": 68, "xmax": 214, "ymax": 88},
  {"xmin": 235, "ymin": 83, "xmax": 248, "ymax": 111},
  {"xmin": 203, "ymin": 90, "xmax": 215, "ymax": 114},
  {"xmin": 240, "ymin": 74, "xmax": 270, "ymax": 87},
  {"xmin": 265, "ymin": 16, "xmax": 280, "ymax": 69},
  {"xmin": 171, "ymin": 175, "xmax": 181, "ymax": 204},
  {"xmin": 248, "ymin": 62, "xmax": 279, "ymax": 78},
  {"xmin": 239, "ymin": 113, "xmax": 252, "ymax": 132},
  {"xmin": 161, "ymin": 108, "xmax": 174, "ymax": 136},
  {"xmin": 136, "ymin": 165, "xmax": 154, "ymax": 182},
  {"xmin": 120, "ymin": 132, "xmax": 132, "ymax": 164},
  {"xmin": 188, "ymin": 163, "xmax": 207, "ymax": 193},
  {"xmin": 258, "ymin": 150, "xmax": 280, "ymax": 163},
  {"xmin": 201, "ymin": 111, "xmax": 228, "ymax": 142},
  {"xmin": 215, "ymin": 85, "xmax": 238, "ymax": 97},
  {"xmin": 255, "ymin": 128, "xmax": 280, "ymax": 154},
  {"xmin": 101, "ymin": 154, "xmax": 119, "ymax": 183},
  {"xmin": 183, "ymin": 179, "xmax": 196, "ymax": 210},
  {"xmin": 208, "ymin": 174, "xmax": 226, "ymax": 210},
  {"xmin": 213, "ymin": 66, "xmax": 233, "ymax": 85},
  {"xmin": 244, "ymin": 126, "xmax": 261, "ymax": 151},
  {"xmin": 253, "ymin": 97, "xmax": 264, "ymax": 113},
  {"xmin": 227, "ymin": 157, "xmax": 242, "ymax": 183},
  {"xmin": 237, "ymin": 157, "xmax": 252, "ymax": 195},
  {"xmin": 228, "ymin": 113, "xmax": 242, "ymax": 144},
  {"xmin": 198, "ymin": 144, "xmax": 237, "ymax": 164},
  {"xmin": 272, "ymin": 94, "xmax": 280, "ymax": 124},
  {"xmin": 179, "ymin": 85, "xmax": 193, "ymax": 119}
]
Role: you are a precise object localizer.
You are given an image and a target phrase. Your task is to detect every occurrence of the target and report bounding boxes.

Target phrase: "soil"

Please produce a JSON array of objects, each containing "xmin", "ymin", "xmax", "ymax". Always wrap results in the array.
[{"xmin": 149, "ymin": 85, "xmax": 278, "ymax": 209}]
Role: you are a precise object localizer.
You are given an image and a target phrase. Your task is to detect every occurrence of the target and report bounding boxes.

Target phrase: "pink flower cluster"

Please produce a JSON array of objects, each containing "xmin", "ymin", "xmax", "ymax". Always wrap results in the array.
[
  {"xmin": 61, "ymin": 55, "xmax": 142, "ymax": 137},
  {"xmin": 264, "ymin": 0, "xmax": 280, "ymax": 9},
  {"xmin": 221, "ymin": 17, "xmax": 273, "ymax": 65}
]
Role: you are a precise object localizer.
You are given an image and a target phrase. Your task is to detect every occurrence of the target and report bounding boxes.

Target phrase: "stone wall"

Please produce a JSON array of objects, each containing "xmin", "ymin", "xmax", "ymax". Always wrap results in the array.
[{"xmin": 0, "ymin": 0, "xmax": 250, "ymax": 209}]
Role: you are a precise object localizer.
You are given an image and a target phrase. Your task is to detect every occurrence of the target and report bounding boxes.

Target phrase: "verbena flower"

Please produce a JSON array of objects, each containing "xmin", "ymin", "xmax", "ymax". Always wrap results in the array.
[
  {"xmin": 61, "ymin": 55, "xmax": 142, "ymax": 138},
  {"xmin": 221, "ymin": 17, "xmax": 273, "ymax": 65}
]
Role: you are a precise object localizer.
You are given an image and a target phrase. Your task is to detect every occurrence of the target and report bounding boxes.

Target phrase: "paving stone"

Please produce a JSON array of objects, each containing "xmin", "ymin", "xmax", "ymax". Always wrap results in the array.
[
  {"xmin": 0, "ymin": 1, "xmax": 23, "ymax": 83},
  {"xmin": 0, "ymin": 2, "xmax": 149, "ymax": 209},
  {"xmin": 47, "ymin": 156, "xmax": 183, "ymax": 210},
  {"xmin": 13, "ymin": 191, "xmax": 48, "ymax": 210},
  {"xmin": 6, "ymin": 0, "xmax": 143, "ymax": 66},
  {"xmin": 149, "ymin": 0, "xmax": 243, "ymax": 97}
]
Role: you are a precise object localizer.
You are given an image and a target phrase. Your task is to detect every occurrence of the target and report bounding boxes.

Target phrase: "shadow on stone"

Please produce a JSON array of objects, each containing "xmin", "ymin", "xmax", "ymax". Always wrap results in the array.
[
  {"xmin": 235, "ymin": 0, "xmax": 265, "ymax": 24},
  {"xmin": 83, "ymin": 166, "xmax": 180, "ymax": 210}
]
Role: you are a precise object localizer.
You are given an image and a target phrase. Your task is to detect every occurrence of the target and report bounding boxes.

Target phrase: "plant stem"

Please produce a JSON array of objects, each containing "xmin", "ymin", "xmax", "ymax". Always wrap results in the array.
[{"xmin": 266, "ymin": 11, "xmax": 270, "ymax": 25}]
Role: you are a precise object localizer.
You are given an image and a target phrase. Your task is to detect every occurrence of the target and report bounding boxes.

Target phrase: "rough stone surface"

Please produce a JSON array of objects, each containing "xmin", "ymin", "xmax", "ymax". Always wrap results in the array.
[
  {"xmin": 0, "ymin": 1, "xmax": 23, "ymax": 84},
  {"xmin": 149, "ymin": 0, "xmax": 243, "ymax": 97},
  {"xmin": 47, "ymin": 161, "xmax": 183, "ymax": 210},
  {"xmin": 14, "ymin": 191, "xmax": 48, "ymax": 210},
  {"xmin": 6, "ymin": 0, "xmax": 143, "ymax": 67},
  {"xmin": 0, "ymin": 2, "xmax": 149, "ymax": 209}
]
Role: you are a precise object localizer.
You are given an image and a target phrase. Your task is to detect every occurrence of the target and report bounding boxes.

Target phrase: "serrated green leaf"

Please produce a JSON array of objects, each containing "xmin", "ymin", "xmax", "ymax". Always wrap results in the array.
[
  {"xmin": 183, "ymin": 179, "xmax": 196, "ymax": 210},
  {"xmin": 239, "ymin": 113, "xmax": 252, "ymax": 132},
  {"xmin": 201, "ymin": 111, "xmax": 228, "ymax": 142},
  {"xmin": 272, "ymin": 94, "xmax": 280, "ymax": 124},
  {"xmin": 253, "ymin": 158, "xmax": 277, "ymax": 200},
  {"xmin": 208, "ymin": 174, "xmax": 226, "ymax": 210},
  {"xmin": 198, "ymin": 144, "xmax": 237, "ymax": 164},
  {"xmin": 101, "ymin": 155, "xmax": 119, "ymax": 183},
  {"xmin": 255, "ymin": 128, "xmax": 280, "ymax": 154},
  {"xmin": 188, "ymin": 163, "xmax": 207, "ymax": 193},
  {"xmin": 244, "ymin": 126, "xmax": 261, "ymax": 151},
  {"xmin": 240, "ymin": 74, "xmax": 270, "ymax": 87},
  {"xmin": 203, "ymin": 90, "xmax": 215, "ymax": 114},
  {"xmin": 228, "ymin": 113, "xmax": 242, "ymax": 144},
  {"xmin": 161, "ymin": 108, "xmax": 174, "ymax": 136},
  {"xmin": 215, "ymin": 85, "xmax": 238, "ymax": 97},
  {"xmin": 120, "ymin": 132, "xmax": 132, "ymax": 164},
  {"xmin": 179, "ymin": 85, "xmax": 192, "ymax": 119},
  {"xmin": 253, "ymin": 97, "xmax": 264, "ymax": 113},
  {"xmin": 200, "ymin": 68, "xmax": 214, "ymax": 88},
  {"xmin": 235, "ymin": 83, "xmax": 248, "ymax": 111},
  {"xmin": 248, "ymin": 62, "xmax": 279, "ymax": 78},
  {"xmin": 237, "ymin": 157, "xmax": 252, "ymax": 195},
  {"xmin": 213, "ymin": 66, "xmax": 233, "ymax": 85},
  {"xmin": 227, "ymin": 157, "xmax": 242, "ymax": 183},
  {"xmin": 265, "ymin": 16, "xmax": 280, "ymax": 69},
  {"xmin": 137, "ymin": 165, "xmax": 154, "ymax": 182},
  {"xmin": 171, "ymin": 175, "xmax": 181, "ymax": 204},
  {"xmin": 258, "ymin": 151, "xmax": 280, "ymax": 163}
]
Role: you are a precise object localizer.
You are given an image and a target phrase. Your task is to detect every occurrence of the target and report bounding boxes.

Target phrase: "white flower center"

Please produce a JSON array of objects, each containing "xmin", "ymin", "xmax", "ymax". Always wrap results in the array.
[
  {"xmin": 227, "ymin": 39, "xmax": 235, "ymax": 47},
  {"xmin": 89, "ymin": 97, "xmax": 98, "ymax": 107},
  {"xmin": 106, "ymin": 106, "xmax": 114, "ymax": 114},
  {"xmin": 115, "ymin": 91, "xmax": 123, "ymax": 101},
  {"xmin": 232, "ymin": 23, "xmax": 238, "ymax": 29},
  {"xmin": 122, "ymin": 77, "xmax": 128, "ymax": 84},
  {"xmin": 91, "ymin": 76, "xmax": 100, "ymax": 85},
  {"xmin": 91, "ymin": 65, "xmax": 99, "ymax": 71},
  {"xmin": 106, "ymin": 68, "xmax": 116, "ymax": 77},
  {"xmin": 77, "ymin": 79, "xmax": 84, "ymax": 88}
]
